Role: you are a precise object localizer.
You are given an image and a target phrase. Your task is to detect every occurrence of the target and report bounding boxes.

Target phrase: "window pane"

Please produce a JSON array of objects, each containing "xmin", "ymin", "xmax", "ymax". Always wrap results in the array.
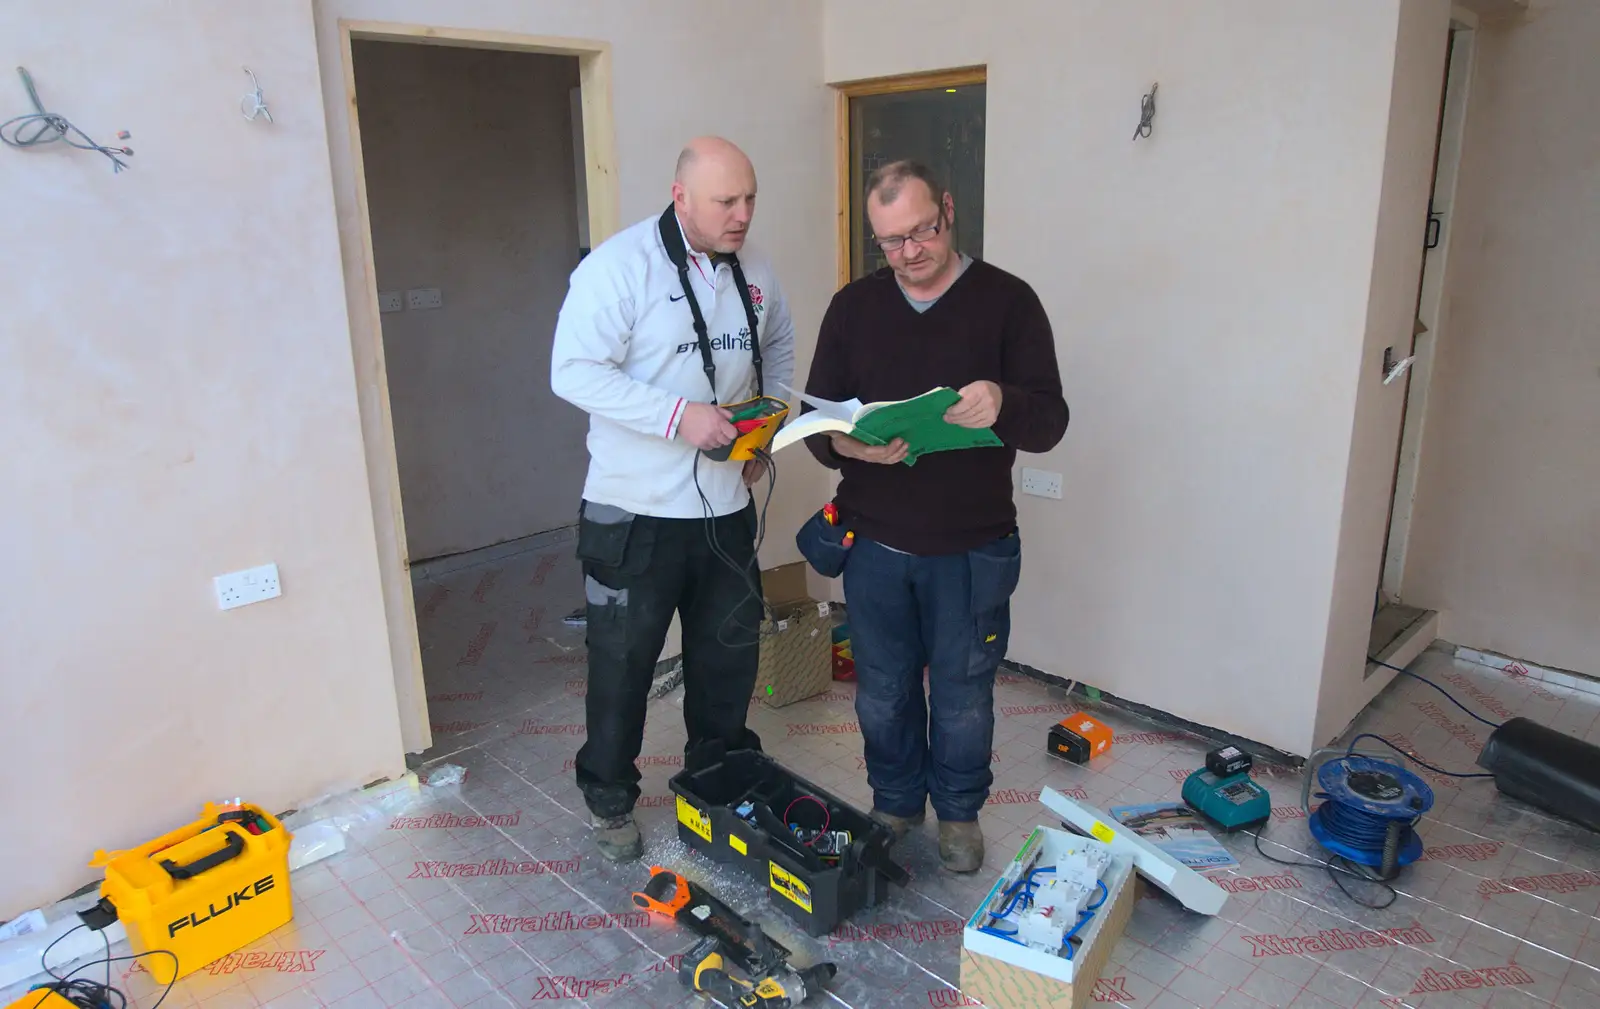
[{"xmin": 848, "ymin": 84, "xmax": 986, "ymax": 281}]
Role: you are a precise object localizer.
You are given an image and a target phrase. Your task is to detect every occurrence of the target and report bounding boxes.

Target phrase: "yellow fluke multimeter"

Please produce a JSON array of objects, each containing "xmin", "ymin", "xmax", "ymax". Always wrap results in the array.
[{"xmin": 703, "ymin": 396, "xmax": 789, "ymax": 463}]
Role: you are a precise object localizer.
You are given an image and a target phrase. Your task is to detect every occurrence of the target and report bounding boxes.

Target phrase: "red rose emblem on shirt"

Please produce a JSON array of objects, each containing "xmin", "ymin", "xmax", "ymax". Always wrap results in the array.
[{"xmin": 747, "ymin": 284, "xmax": 763, "ymax": 307}]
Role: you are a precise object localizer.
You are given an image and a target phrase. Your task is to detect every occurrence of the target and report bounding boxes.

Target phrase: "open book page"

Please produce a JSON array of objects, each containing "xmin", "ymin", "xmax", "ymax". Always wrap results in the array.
[
  {"xmin": 777, "ymin": 384, "xmax": 864, "ymax": 421},
  {"xmin": 768, "ymin": 384, "xmax": 1001, "ymax": 462},
  {"xmin": 769, "ymin": 385, "xmax": 867, "ymax": 453}
]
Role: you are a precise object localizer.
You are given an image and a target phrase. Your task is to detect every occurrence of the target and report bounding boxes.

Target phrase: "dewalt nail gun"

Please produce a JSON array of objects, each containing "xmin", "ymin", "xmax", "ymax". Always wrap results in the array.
[
  {"xmin": 631, "ymin": 866, "xmax": 836, "ymax": 1007},
  {"xmin": 680, "ymin": 934, "xmax": 836, "ymax": 1008}
]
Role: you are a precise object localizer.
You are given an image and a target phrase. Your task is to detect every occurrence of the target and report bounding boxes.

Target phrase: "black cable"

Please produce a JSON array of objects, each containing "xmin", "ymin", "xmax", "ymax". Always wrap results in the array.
[
  {"xmin": 1252, "ymin": 823, "xmax": 1399, "ymax": 910},
  {"xmin": 1133, "ymin": 82, "xmax": 1157, "ymax": 140},
  {"xmin": 692, "ymin": 446, "xmax": 778, "ymax": 649},
  {"xmin": 1346, "ymin": 733, "xmax": 1495, "ymax": 779},
  {"xmin": 1368, "ymin": 655, "xmax": 1504, "ymax": 729},
  {"xmin": 33, "ymin": 923, "xmax": 179, "ymax": 1009}
]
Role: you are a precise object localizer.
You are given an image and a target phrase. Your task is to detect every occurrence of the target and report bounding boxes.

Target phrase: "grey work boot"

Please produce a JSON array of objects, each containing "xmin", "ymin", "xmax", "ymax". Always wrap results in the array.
[
  {"xmin": 591, "ymin": 812, "xmax": 643, "ymax": 862},
  {"xmin": 939, "ymin": 819, "xmax": 984, "ymax": 873},
  {"xmin": 871, "ymin": 808, "xmax": 926, "ymax": 844}
]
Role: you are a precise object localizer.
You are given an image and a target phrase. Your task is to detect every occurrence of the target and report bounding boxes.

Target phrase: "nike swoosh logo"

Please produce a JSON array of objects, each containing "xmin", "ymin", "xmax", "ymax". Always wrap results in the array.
[{"xmin": 669, "ymin": 294, "xmax": 687, "ymax": 302}]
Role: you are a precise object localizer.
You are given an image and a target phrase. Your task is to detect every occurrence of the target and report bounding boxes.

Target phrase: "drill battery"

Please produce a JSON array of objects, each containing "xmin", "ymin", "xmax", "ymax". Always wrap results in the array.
[{"xmin": 1046, "ymin": 711, "xmax": 1114, "ymax": 764}]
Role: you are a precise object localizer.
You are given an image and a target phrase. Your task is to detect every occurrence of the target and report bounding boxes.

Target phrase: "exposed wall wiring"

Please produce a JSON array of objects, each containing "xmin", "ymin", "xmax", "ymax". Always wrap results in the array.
[
  {"xmin": 1, "ymin": 67, "xmax": 131, "ymax": 172},
  {"xmin": 1133, "ymin": 82, "xmax": 1158, "ymax": 141},
  {"xmin": 241, "ymin": 67, "xmax": 273, "ymax": 123}
]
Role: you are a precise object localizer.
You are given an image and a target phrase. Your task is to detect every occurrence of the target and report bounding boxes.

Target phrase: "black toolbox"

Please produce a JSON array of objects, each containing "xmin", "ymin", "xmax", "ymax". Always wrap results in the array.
[{"xmin": 668, "ymin": 749, "xmax": 909, "ymax": 936}]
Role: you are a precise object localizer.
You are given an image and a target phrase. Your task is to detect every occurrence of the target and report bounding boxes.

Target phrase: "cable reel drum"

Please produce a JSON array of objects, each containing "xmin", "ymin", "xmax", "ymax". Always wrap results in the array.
[{"xmin": 1306, "ymin": 755, "xmax": 1434, "ymax": 880}]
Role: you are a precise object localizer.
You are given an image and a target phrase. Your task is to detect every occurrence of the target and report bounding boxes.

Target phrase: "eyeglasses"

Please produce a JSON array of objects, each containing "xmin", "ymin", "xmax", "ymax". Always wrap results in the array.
[{"xmin": 873, "ymin": 218, "xmax": 942, "ymax": 252}]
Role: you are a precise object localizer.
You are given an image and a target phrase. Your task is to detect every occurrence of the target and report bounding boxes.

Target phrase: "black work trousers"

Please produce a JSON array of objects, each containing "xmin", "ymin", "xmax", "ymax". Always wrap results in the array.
[{"xmin": 572, "ymin": 499, "xmax": 764, "ymax": 818}]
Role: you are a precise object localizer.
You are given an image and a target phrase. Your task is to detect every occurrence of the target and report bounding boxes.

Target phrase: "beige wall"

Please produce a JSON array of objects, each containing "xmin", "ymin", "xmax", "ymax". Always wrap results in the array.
[
  {"xmin": 826, "ymin": 0, "xmax": 1424, "ymax": 756},
  {"xmin": 352, "ymin": 41, "xmax": 588, "ymax": 561},
  {"xmin": 1314, "ymin": 0, "xmax": 1454, "ymax": 746},
  {"xmin": 0, "ymin": 0, "xmax": 829, "ymax": 920},
  {"xmin": 0, "ymin": 1, "xmax": 405, "ymax": 919},
  {"xmin": 314, "ymin": 1, "xmax": 832, "ymax": 749},
  {"xmin": 1404, "ymin": 0, "xmax": 1600, "ymax": 676}
]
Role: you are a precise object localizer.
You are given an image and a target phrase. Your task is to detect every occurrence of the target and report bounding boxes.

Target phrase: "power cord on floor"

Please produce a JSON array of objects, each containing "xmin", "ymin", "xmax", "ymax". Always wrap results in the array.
[
  {"xmin": 1344, "ymin": 732, "xmax": 1495, "ymax": 780},
  {"xmin": 28, "ymin": 922, "xmax": 178, "ymax": 1009},
  {"xmin": 1368, "ymin": 655, "xmax": 1505, "ymax": 729},
  {"xmin": 1251, "ymin": 823, "xmax": 1401, "ymax": 910}
]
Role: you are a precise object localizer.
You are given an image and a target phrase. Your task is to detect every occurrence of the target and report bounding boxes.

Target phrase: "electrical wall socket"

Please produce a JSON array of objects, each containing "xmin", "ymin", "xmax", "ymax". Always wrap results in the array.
[
  {"xmin": 378, "ymin": 291, "xmax": 403, "ymax": 313},
  {"xmin": 1020, "ymin": 467, "xmax": 1063, "ymax": 499},
  {"xmin": 215, "ymin": 563, "xmax": 282, "ymax": 611},
  {"xmin": 406, "ymin": 287, "xmax": 443, "ymax": 310}
]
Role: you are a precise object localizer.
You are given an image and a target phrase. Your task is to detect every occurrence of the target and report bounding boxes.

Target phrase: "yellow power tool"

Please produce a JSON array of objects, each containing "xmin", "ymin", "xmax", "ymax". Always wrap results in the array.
[{"xmin": 680, "ymin": 934, "xmax": 836, "ymax": 1008}]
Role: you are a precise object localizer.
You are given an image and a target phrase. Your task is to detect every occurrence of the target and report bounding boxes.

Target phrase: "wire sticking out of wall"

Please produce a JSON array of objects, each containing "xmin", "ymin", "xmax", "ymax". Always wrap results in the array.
[
  {"xmin": 1133, "ymin": 82, "xmax": 1157, "ymax": 141},
  {"xmin": 241, "ymin": 67, "xmax": 273, "ymax": 124},
  {"xmin": 1, "ymin": 67, "xmax": 132, "ymax": 171}
]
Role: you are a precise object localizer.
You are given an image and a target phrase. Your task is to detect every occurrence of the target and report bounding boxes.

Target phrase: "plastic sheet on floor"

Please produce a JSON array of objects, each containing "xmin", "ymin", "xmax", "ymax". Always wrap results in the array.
[{"xmin": 10, "ymin": 530, "xmax": 1598, "ymax": 1008}]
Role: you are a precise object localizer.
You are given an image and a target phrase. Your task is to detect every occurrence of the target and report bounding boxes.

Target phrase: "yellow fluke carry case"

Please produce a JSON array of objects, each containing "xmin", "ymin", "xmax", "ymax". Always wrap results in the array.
[
  {"xmin": 91, "ymin": 802, "xmax": 293, "ymax": 982},
  {"xmin": 4, "ymin": 991, "xmax": 79, "ymax": 1009}
]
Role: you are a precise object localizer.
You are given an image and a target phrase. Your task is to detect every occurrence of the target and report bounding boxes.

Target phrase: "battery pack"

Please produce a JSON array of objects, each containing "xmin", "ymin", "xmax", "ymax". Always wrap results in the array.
[
  {"xmin": 91, "ymin": 802, "xmax": 293, "ymax": 982},
  {"xmin": 1206, "ymin": 746, "xmax": 1253, "ymax": 777},
  {"xmin": 1047, "ymin": 712, "xmax": 1113, "ymax": 764}
]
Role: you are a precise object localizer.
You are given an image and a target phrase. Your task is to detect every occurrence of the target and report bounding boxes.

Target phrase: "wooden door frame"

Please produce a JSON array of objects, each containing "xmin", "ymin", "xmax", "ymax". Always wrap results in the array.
[
  {"xmin": 335, "ymin": 20, "xmax": 620, "ymax": 751},
  {"xmin": 1380, "ymin": 12, "xmax": 1477, "ymax": 603},
  {"xmin": 831, "ymin": 66, "xmax": 986, "ymax": 289}
]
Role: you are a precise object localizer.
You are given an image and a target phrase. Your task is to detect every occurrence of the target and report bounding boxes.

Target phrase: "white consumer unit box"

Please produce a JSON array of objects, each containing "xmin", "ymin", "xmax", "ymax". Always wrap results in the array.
[{"xmin": 961, "ymin": 787, "xmax": 1230, "ymax": 1009}]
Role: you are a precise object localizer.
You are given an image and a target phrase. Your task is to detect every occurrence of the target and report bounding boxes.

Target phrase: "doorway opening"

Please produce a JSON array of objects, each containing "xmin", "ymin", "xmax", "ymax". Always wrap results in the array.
[
  {"xmin": 832, "ymin": 67, "xmax": 987, "ymax": 288},
  {"xmin": 1368, "ymin": 15, "xmax": 1477, "ymax": 667},
  {"xmin": 339, "ymin": 22, "xmax": 618, "ymax": 754}
]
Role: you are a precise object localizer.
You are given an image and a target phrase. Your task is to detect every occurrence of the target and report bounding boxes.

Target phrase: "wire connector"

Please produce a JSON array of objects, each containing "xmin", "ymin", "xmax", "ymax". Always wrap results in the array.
[{"xmin": 77, "ymin": 897, "xmax": 118, "ymax": 931}]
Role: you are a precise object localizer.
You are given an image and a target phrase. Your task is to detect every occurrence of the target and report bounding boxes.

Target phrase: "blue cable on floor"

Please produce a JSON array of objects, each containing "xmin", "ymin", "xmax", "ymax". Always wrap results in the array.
[{"xmin": 1368, "ymin": 656, "xmax": 1504, "ymax": 729}]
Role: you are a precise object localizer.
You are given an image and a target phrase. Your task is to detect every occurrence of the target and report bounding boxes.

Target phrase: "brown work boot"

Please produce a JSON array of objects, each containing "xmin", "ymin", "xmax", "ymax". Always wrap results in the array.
[
  {"xmin": 939, "ymin": 819, "xmax": 984, "ymax": 873},
  {"xmin": 871, "ymin": 808, "xmax": 926, "ymax": 844},
  {"xmin": 591, "ymin": 812, "xmax": 643, "ymax": 862}
]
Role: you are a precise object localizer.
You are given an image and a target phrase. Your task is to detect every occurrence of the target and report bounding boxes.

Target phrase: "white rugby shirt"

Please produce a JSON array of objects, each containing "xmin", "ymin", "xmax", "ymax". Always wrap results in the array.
[{"xmin": 550, "ymin": 211, "xmax": 795, "ymax": 518}]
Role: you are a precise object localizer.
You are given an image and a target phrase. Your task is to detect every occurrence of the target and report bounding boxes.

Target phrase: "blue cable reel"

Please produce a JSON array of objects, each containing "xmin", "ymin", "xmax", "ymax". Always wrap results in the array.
[{"xmin": 1306, "ymin": 755, "xmax": 1434, "ymax": 880}]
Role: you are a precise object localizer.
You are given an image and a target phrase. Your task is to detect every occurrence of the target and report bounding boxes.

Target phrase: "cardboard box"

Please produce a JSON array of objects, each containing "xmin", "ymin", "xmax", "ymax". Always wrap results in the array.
[
  {"xmin": 960, "ymin": 878, "xmax": 1140, "ymax": 1009},
  {"xmin": 753, "ymin": 563, "xmax": 834, "ymax": 707},
  {"xmin": 755, "ymin": 598, "xmax": 834, "ymax": 707},
  {"xmin": 761, "ymin": 561, "xmax": 810, "ymax": 607},
  {"xmin": 959, "ymin": 788, "xmax": 1229, "ymax": 1009}
]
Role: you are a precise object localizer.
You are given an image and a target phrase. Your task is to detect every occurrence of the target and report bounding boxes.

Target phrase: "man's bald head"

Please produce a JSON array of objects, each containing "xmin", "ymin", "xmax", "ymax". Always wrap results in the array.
[
  {"xmin": 672, "ymin": 136, "xmax": 758, "ymax": 255},
  {"xmin": 675, "ymin": 136, "xmax": 752, "ymax": 184}
]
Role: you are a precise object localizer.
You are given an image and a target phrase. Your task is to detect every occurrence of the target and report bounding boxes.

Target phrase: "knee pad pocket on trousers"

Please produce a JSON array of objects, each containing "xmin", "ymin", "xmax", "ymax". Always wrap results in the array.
[{"xmin": 967, "ymin": 531, "xmax": 1021, "ymax": 658}]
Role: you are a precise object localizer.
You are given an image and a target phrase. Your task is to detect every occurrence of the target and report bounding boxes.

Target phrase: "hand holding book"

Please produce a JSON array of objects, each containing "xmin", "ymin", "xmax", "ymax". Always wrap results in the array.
[
  {"xmin": 770, "ymin": 383, "xmax": 1004, "ymax": 466},
  {"xmin": 943, "ymin": 380, "xmax": 1004, "ymax": 429},
  {"xmin": 828, "ymin": 433, "xmax": 908, "ymax": 465}
]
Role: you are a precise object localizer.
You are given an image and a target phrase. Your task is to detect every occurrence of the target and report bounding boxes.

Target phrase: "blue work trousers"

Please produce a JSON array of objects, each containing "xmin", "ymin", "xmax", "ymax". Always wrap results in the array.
[{"xmin": 842, "ymin": 531, "xmax": 1021, "ymax": 822}]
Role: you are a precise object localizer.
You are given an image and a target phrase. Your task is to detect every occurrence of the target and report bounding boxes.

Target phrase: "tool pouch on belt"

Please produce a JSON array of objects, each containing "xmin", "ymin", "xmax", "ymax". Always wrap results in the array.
[
  {"xmin": 795, "ymin": 505, "xmax": 852, "ymax": 578},
  {"xmin": 575, "ymin": 501, "xmax": 639, "ymax": 571}
]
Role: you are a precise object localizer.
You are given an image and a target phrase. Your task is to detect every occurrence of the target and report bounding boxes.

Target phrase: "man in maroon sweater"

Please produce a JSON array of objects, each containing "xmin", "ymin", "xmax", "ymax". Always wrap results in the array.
[{"xmin": 802, "ymin": 160, "xmax": 1067, "ymax": 872}]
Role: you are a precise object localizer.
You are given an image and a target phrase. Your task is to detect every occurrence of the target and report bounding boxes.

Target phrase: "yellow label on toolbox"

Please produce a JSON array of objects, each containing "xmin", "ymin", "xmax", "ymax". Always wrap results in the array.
[
  {"xmin": 768, "ymin": 861, "xmax": 813, "ymax": 912},
  {"xmin": 1090, "ymin": 820, "xmax": 1116, "ymax": 844},
  {"xmin": 676, "ymin": 795, "xmax": 712, "ymax": 842},
  {"xmin": 729, "ymin": 834, "xmax": 748, "ymax": 855}
]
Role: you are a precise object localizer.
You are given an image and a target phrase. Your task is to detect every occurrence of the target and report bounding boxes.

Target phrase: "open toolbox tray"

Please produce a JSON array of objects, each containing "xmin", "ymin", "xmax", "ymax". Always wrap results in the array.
[{"xmin": 668, "ymin": 749, "xmax": 909, "ymax": 936}]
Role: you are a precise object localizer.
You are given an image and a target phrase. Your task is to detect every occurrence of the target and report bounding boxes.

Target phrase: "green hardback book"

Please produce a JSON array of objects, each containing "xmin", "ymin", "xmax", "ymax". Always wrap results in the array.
[{"xmin": 770, "ymin": 385, "xmax": 1002, "ymax": 465}]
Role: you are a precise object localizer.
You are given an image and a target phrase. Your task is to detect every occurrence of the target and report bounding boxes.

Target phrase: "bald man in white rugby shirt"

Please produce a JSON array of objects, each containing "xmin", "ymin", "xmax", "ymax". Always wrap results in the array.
[{"xmin": 550, "ymin": 136, "xmax": 795, "ymax": 861}]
